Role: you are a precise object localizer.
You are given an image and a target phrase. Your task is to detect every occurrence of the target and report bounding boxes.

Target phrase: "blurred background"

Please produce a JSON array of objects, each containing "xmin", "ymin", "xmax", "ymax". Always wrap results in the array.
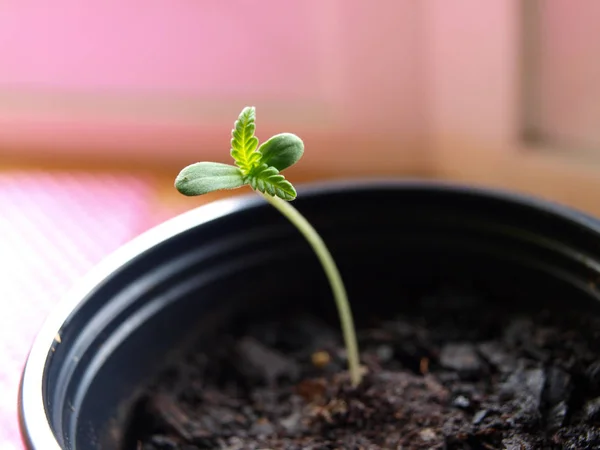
[{"xmin": 1, "ymin": 1, "xmax": 600, "ymax": 448}]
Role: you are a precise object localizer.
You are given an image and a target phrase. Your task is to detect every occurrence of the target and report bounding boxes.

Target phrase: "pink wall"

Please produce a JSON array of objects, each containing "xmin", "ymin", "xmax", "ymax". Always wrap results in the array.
[
  {"xmin": 0, "ymin": 1, "xmax": 323, "ymax": 97},
  {"xmin": 532, "ymin": 0, "xmax": 600, "ymax": 149},
  {"xmin": 0, "ymin": 1, "xmax": 424, "ymax": 168}
]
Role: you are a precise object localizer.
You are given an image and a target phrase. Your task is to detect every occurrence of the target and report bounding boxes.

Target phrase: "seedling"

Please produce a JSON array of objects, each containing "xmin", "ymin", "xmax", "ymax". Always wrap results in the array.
[{"xmin": 174, "ymin": 106, "xmax": 362, "ymax": 386}]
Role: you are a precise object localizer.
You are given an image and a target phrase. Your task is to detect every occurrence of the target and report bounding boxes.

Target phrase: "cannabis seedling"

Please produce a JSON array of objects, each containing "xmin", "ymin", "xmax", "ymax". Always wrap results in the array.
[{"xmin": 174, "ymin": 106, "xmax": 362, "ymax": 386}]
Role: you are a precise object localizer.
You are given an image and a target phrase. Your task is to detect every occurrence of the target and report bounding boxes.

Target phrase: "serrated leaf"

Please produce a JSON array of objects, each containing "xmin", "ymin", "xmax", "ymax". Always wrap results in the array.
[
  {"xmin": 246, "ymin": 163, "xmax": 297, "ymax": 200},
  {"xmin": 257, "ymin": 133, "xmax": 304, "ymax": 172},
  {"xmin": 175, "ymin": 162, "xmax": 245, "ymax": 196},
  {"xmin": 230, "ymin": 106, "xmax": 262, "ymax": 174}
]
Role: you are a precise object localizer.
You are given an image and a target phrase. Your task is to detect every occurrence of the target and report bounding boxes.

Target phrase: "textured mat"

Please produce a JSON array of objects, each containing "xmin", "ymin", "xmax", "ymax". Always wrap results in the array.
[{"xmin": 0, "ymin": 171, "xmax": 169, "ymax": 449}]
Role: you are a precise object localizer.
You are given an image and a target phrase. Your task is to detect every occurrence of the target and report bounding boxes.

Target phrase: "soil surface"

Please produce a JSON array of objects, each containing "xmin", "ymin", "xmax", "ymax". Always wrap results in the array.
[{"xmin": 128, "ymin": 289, "xmax": 600, "ymax": 449}]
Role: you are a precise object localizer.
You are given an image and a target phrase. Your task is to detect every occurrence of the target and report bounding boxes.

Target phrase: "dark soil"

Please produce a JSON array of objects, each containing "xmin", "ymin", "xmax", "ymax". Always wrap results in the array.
[{"xmin": 128, "ymin": 289, "xmax": 600, "ymax": 449}]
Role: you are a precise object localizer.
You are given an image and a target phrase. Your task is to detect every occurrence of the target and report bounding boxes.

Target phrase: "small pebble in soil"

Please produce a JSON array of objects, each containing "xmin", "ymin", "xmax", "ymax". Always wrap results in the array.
[
  {"xmin": 451, "ymin": 395, "xmax": 471, "ymax": 410},
  {"xmin": 587, "ymin": 361, "xmax": 600, "ymax": 389},
  {"xmin": 477, "ymin": 341, "xmax": 517, "ymax": 373},
  {"xmin": 418, "ymin": 427, "xmax": 437, "ymax": 442},
  {"xmin": 472, "ymin": 409, "xmax": 488, "ymax": 425},
  {"xmin": 439, "ymin": 343, "xmax": 485, "ymax": 378},
  {"xmin": 235, "ymin": 337, "xmax": 300, "ymax": 384},
  {"xmin": 310, "ymin": 350, "xmax": 331, "ymax": 369},
  {"xmin": 547, "ymin": 400, "xmax": 568, "ymax": 430},
  {"xmin": 501, "ymin": 366, "xmax": 545, "ymax": 427},
  {"xmin": 585, "ymin": 397, "xmax": 600, "ymax": 423},
  {"xmin": 543, "ymin": 366, "xmax": 572, "ymax": 406}
]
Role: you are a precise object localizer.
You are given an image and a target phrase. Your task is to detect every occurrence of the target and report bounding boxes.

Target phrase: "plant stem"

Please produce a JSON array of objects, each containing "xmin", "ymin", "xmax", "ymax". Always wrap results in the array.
[{"xmin": 261, "ymin": 193, "xmax": 362, "ymax": 387}]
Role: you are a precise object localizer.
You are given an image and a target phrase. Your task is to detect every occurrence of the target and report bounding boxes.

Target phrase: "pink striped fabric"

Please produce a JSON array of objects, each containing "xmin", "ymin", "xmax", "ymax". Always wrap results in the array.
[{"xmin": 0, "ymin": 171, "xmax": 169, "ymax": 449}]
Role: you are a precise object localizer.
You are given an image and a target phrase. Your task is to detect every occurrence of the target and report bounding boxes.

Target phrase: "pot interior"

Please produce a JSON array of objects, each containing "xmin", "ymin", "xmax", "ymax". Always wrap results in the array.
[{"xmin": 33, "ymin": 183, "xmax": 600, "ymax": 449}]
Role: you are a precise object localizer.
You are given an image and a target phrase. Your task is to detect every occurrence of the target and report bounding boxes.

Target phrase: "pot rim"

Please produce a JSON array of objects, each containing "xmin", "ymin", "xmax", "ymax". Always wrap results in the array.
[{"xmin": 18, "ymin": 177, "xmax": 600, "ymax": 449}]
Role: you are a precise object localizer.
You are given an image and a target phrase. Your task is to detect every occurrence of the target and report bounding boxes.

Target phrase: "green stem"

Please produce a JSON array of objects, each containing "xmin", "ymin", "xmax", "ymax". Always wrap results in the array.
[{"xmin": 261, "ymin": 193, "xmax": 362, "ymax": 386}]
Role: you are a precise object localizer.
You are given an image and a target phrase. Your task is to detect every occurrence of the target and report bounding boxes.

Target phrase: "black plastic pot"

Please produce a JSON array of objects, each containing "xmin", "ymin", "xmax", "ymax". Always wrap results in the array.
[{"xmin": 18, "ymin": 180, "xmax": 600, "ymax": 449}]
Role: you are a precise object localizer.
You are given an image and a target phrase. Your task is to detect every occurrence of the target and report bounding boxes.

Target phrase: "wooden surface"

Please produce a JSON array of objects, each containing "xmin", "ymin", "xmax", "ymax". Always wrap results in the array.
[{"xmin": 2, "ymin": 148, "xmax": 600, "ymax": 219}]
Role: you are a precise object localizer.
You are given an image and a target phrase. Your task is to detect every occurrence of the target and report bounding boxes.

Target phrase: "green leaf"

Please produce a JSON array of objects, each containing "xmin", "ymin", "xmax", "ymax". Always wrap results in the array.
[
  {"xmin": 257, "ymin": 133, "xmax": 304, "ymax": 172},
  {"xmin": 246, "ymin": 163, "xmax": 297, "ymax": 200},
  {"xmin": 175, "ymin": 162, "xmax": 245, "ymax": 196},
  {"xmin": 230, "ymin": 106, "xmax": 261, "ymax": 174}
]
